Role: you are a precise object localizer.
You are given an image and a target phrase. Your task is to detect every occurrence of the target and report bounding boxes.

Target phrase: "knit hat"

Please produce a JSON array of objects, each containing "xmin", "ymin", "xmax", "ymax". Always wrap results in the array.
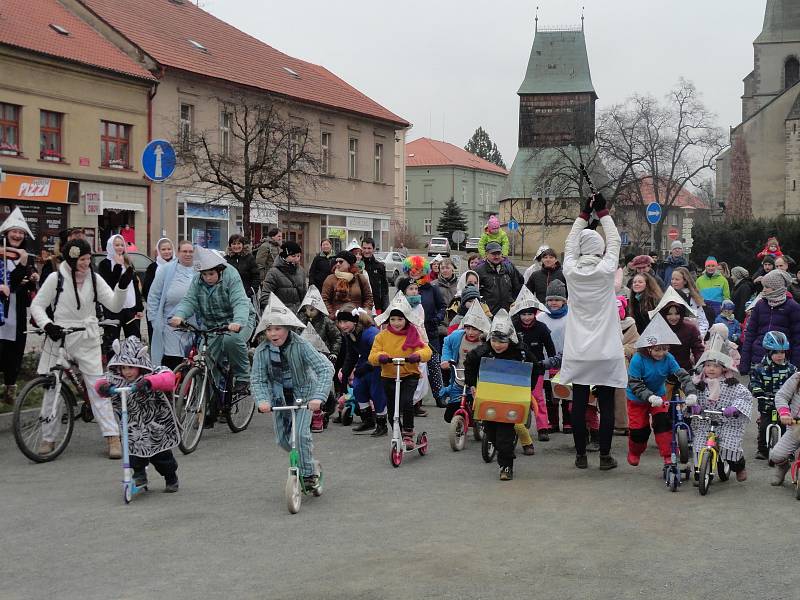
[
  {"xmin": 705, "ymin": 256, "xmax": 718, "ymax": 268},
  {"xmin": 63, "ymin": 238, "xmax": 91, "ymax": 268},
  {"xmin": 487, "ymin": 215, "xmax": 500, "ymax": 232},
  {"xmin": 762, "ymin": 255, "xmax": 776, "ymax": 266},
  {"xmin": 485, "ymin": 241, "xmax": 502, "ymax": 253},
  {"xmin": 648, "ymin": 286, "xmax": 697, "ymax": 319},
  {"xmin": 635, "ymin": 314, "xmax": 681, "ymax": 348},
  {"xmin": 195, "ymin": 246, "xmax": 227, "ymax": 271},
  {"xmin": 280, "ymin": 240, "xmax": 302, "ymax": 258},
  {"xmin": 616, "ymin": 295, "xmax": 628, "ymax": 320},
  {"xmin": 721, "ymin": 299, "xmax": 735, "ymax": 311},
  {"xmin": 255, "ymin": 292, "xmax": 306, "ymax": 335},
  {"xmin": 299, "ymin": 285, "xmax": 328, "ymax": 315},
  {"xmin": 108, "ymin": 336, "xmax": 154, "ymax": 373},
  {"xmin": 628, "ymin": 255, "xmax": 653, "ymax": 270},
  {"xmin": 763, "ymin": 268, "xmax": 792, "ymax": 292},
  {"xmin": 460, "ymin": 284, "xmax": 481, "ymax": 304},
  {"xmin": 731, "ymin": 266, "xmax": 749, "ymax": 281},
  {"xmin": 335, "ymin": 250, "xmax": 357, "ymax": 265},
  {"xmin": 460, "ymin": 298, "xmax": 491, "ymax": 334},
  {"xmin": 545, "ymin": 280, "xmax": 567, "ymax": 302},
  {"xmin": 489, "ymin": 309, "xmax": 518, "ymax": 344},
  {"xmin": 0, "ymin": 207, "xmax": 34, "ymax": 238},
  {"xmin": 395, "ymin": 276, "xmax": 414, "ymax": 295},
  {"xmin": 670, "ymin": 240, "xmax": 683, "ymax": 250},
  {"xmin": 510, "ymin": 285, "xmax": 549, "ymax": 317}
]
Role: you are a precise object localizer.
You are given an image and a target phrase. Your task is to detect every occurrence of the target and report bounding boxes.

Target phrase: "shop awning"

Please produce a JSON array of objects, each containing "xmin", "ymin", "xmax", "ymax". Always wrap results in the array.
[{"xmin": 103, "ymin": 201, "xmax": 143, "ymax": 212}]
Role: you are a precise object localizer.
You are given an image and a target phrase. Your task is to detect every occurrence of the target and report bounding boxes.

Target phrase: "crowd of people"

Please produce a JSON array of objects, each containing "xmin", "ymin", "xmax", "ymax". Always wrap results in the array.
[{"xmin": 7, "ymin": 199, "xmax": 800, "ymax": 493}]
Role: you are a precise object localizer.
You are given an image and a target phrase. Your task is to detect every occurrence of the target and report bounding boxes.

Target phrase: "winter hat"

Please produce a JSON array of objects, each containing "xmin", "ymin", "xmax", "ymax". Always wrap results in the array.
[
  {"xmin": 485, "ymin": 241, "xmax": 502, "ymax": 253},
  {"xmin": 301, "ymin": 324, "xmax": 330, "ymax": 354},
  {"xmin": 194, "ymin": 246, "xmax": 227, "ymax": 271},
  {"xmin": 510, "ymin": 285, "xmax": 549, "ymax": 317},
  {"xmin": 635, "ymin": 314, "xmax": 681, "ymax": 348},
  {"xmin": 108, "ymin": 336, "xmax": 154, "ymax": 373},
  {"xmin": 154, "ymin": 237, "xmax": 174, "ymax": 266},
  {"xmin": 460, "ymin": 298, "xmax": 492, "ymax": 335},
  {"xmin": 721, "ymin": 299, "xmax": 735, "ymax": 312},
  {"xmin": 460, "ymin": 284, "xmax": 481, "ymax": 304},
  {"xmin": 616, "ymin": 295, "xmax": 628, "ymax": 320},
  {"xmin": 670, "ymin": 240, "xmax": 683, "ymax": 250},
  {"xmin": 545, "ymin": 280, "xmax": 567, "ymax": 302},
  {"xmin": 299, "ymin": 285, "xmax": 328, "ymax": 315},
  {"xmin": 695, "ymin": 333, "xmax": 737, "ymax": 373},
  {"xmin": 704, "ymin": 256, "xmax": 718, "ymax": 268},
  {"xmin": 255, "ymin": 292, "xmax": 306, "ymax": 335},
  {"xmin": 431, "ymin": 254, "xmax": 444, "ymax": 263},
  {"xmin": 578, "ymin": 229, "xmax": 605, "ymax": 256},
  {"xmin": 763, "ymin": 268, "xmax": 791, "ymax": 293},
  {"xmin": 335, "ymin": 250, "xmax": 357, "ymax": 265},
  {"xmin": 0, "ymin": 207, "xmax": 34, "ymax": 238},
  {"xmin": 534, "ymin": 245, "xmax": 551, "ymax": 261},
  {"xmin": 539, "ymin": 248, "xmax": 557, "ymax": 259},
  {"xmin": 487, "ymin": 215, "xmax": 500, "ymax": 232},
  {"xmin": 63, "ymin": 238, "xmax": 91, "ymax": 269},
  {"xmin": 648, "ymin": 286, "xmax": 697, "ymax": 319},
  {"xmin": 762, "ymin": 255, "xmax": 776, "ymax": 266},
  {"xmin": 489, "ymin": 309, "xmax": 518, "ymax": 344},
  {"xmin": 395, "ymin": 276, "xmax": 414, "ymax": 295},
  {"xmin": 456, "ymin": 269, "xmax": 480, "ymax": 295},
  {"xmin": 280, "ymin": 241, "xmax": 302, "ymax": 258},
  {"xmin": 628, "ymin": 255, "xmax": 653, "ymax": 270},
  {"xmin": 346, "ymin": 239, "xmax": 361, "ymax": 252},
  {"xmin": 731, "ymin": 266, "xmax": 749, "ymax": 282}
]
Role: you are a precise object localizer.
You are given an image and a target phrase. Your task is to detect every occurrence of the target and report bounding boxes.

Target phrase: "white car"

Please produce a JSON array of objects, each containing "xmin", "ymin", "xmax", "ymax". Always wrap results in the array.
[
  {"xmin": 427, "ymin": 237, "xmax": 450, "ymax": 256},
  {"xmin": 374, "ymin": 251, "xmax": 406, "ymax": 284}
]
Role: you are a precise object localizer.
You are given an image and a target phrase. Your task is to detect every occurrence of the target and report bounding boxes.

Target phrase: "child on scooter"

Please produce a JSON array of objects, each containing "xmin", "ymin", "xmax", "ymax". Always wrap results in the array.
[
  {"xmin": 626, "ymin": 315, "xmax": 698, "ymax": 468},
  {"xmin": 253, "ymin": 294, "xmax": 334, "ymax": 491},
  {"xmin": 690, "ymin": 334, "xmax": 754, "ymax": 482},
  {"xmin": 748, "ymin": 331, "xmax": 796, "ymax": 460},
  {"xmin": 768, "ymin": 371, "xmax": 800, "ymax": 486},
  {"xmin": 369, "ymin": 294, "xmax": 432, "ymax": 450},
  {"xmin": 95, "ymin": 337, "xmax": 179, "ymax": 493}
]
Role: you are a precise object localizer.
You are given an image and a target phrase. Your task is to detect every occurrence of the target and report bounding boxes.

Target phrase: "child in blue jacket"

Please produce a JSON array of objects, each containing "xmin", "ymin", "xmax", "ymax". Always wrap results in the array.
[{"xmin": 714, "ymin": 300, "xmax": 742, "ymax": 343}]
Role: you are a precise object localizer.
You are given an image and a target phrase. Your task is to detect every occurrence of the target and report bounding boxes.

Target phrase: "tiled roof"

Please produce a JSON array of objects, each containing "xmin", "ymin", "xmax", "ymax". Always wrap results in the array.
[
  {"xmin": 0, "ymin": 0, "xmax": 155, "ymax": 81},
  {"xmin": 79, "ymin": 0, "xmax": 409, "ymax": 127},
  {"xmin": 406, "ymin": 138, "xmax": 509, "ymax": 175},
  {"xmin": 628, "ymin": 177, "xmax": 709, "ymax": 210},
  {"xmin": 518, "ymin": 29, "xmax": 596, "ymax": 96}
]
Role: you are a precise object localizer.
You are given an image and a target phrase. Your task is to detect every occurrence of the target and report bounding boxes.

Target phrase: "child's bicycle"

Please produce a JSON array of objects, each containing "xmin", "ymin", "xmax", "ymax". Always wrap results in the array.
[
  {"xmin": 691, "ymin": 409, "xmax": 732, "ymax": 496},
  {"xmin": 389, "ymin": 358, "xmax": 428, "ymax": 467},
  {"xmin": 172, "ymin": 323, "xmax": 255, "ymax": 454},
  {"xmin": 765, "ymin": 408, "xmax": 783, "ymax": 450},
  {"xmin": 271, "ymin": 399, "xmax": 323, "ymax": 514},
  {"xmin": 447, "ymin": 368, "xmax": 484, "ymax": 452},
  {"xmin": 12, "ymin": 320, "xmax": 119, "ymax": 463},
  {"xmin": 663, "ymin": 395, "xmax": 694, "ymax": 492},
  {"xmin": 112, "ymin": 385, "xmax": 148, "ymax": 504}
]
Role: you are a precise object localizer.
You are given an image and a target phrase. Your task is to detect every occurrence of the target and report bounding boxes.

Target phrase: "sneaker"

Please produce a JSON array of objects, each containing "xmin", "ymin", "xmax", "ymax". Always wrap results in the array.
[
  {"xmin": 499, "ymin": 466, "xmax": 513, "ymax": 481},
  {"xmin": 755, "ymin": 449, "xmax": 769, "ymax": 460},
  {"xmin": 310, "ymin": 410, "xmax": 324, "ymax": 433},
  {"xmin": 522, "ymin": 444, "xmax": 535, "ymax": 456},
  {"xmin": 414, "ymin": 404, "xmax": 428, "ymax": 418},
  {"xmin": 303, "ymin": 475, "xmax": 319, "ymax": 491},
  {"xmin": 37, "ymin": 440, "xmax": 55, "ymax": 455},
  {"xmin": 771, "ymin": 461, "xmax": 791, "ymax": 486},
  {"xmin": 627, "ymin": 451, "xmax": 640, "ymax": 467},
  {"xmin": 402, "ymin": 431, "xmax": 415, "ymax": 450},
  {"xmin": 164, "ymin": 479, "xmax": 179, "ymax": 493},
  {"xmin": 736, "ymin": 469, "xmax": 748, "ymax": 482},
  {"xmin": 133, "ymin": 472, "xmax": 148, "ymax": 488},
  {"xmin": 537, "ymin": 431, "xmax": 550, "ymax": 442},
  {"xmin": 599, "ymin": 454, "xmax": 618, "ymax": 471},
  {"xmin": 575, "ymin": 454, "xmax": 588, "ymax": 469},
  {"xmin": 332, "ymin": 411, "xmax": 342, "ymax": 424}
]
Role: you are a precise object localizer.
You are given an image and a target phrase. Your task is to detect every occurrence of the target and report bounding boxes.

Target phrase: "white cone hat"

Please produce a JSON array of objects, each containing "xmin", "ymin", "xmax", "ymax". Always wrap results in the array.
[
  {"xmin": 299, "ymin": 285, "xmax": 328, "ymax": 315},
  {"xmin": 300, "ymin": 323, "xmax": 330, "ymax": 354},
  {"xmin": 648, "ymin": 286, "xmax": 696, "ymax": 319},
  {"xmin": 460, "ymin": 298, "xmax": 491, "ymax": 335},
  {"xmin": 635, "ymin": 313, "xmax": 682, "ymax": 348},
  {"xmin": 255, "ymin": 292, "xmax": 306, "ymax": 335},
  {"xmin": 346, "ymin": 239, "xmax": 360, "ymax": 251},
  {"xmin": 375, "ymin": 291, "xmax": 419, "ymax": 328},
  {"xmin": 0, "ymin": 207, "xmax": 33, "ymax": 238},
  {"xmin": 194, "ymin": 246, "xmax": 227, "ymax": 271},
  {"xmin": 695, "ymin": 333, "xmax": 737, "ymax": 372},
  {"xmin": 489, "ymin": 309, "xmax": 518, "ymax": 344},
  {"xmin": 509, "ymin": 285, "xmax": 550, "ymax": 317}
]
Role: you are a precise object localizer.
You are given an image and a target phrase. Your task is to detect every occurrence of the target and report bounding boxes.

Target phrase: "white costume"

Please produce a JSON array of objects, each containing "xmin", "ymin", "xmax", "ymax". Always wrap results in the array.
[{"xmin": 560, "ymin": 215, "xmax": 627, "ymax": 388}]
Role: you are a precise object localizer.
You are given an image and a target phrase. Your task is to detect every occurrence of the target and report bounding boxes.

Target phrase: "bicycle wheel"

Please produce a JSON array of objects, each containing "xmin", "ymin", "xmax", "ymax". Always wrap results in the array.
[
  {"xmin": 13, "ymin": 375, "xmax": 76, "ymax": 463},
  {"xmin": 473, "ymin": 419, "xmax": 484, "ymax": 441},
  {"xmin": 225, "ymin": 385, "xmax": 255, "ymax": 433},
  {"xmin": 677, "ymin": 428, "xmax": 690, "ymax": 464},
  {"xmin": 717, "ymin": 456, "xmax": 731, "ymax": 482},
  {"xmin": 698, "ymin": 451, "xmax": 712, "ymax": 496},
  {"xmin": 175, "ymin": 367, "xmax": 207, "ymax": 455},
  {"xmin": 448, "ymin": 415, "xmax": 466, "ymax": 451},
  {"xmin": 768, "ymin": 426, "xmax": 781, "ymax": 449},
  {"xmin": 481, "ymin": 434, "xmax": 496, "ymax": 463}
]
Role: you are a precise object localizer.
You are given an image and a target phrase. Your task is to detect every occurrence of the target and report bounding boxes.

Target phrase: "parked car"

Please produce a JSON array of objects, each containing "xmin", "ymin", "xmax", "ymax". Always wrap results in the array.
[
  {"xmin": 91, "ymin": 252, "xmax": 154, "ymax": 281},
  {"xmin": 427, "ymin": 237, "xmax": 450, "ymax": 256},
  {"xmin": 374, "ymin": 251, "xmax": 406, "ymax": 284},
  {"xmin": 465, "ymin": 237, "xmax": 481, "ymax": 253}
]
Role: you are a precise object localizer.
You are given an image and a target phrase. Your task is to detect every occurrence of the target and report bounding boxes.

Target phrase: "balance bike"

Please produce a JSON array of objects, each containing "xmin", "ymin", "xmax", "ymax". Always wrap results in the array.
[
  {"xmin": 766, "ymin": 409, "xmax": 782, "ymax": 451},
  {"xmin": 782, "ymin": 418, "xmax": 800, "ymax": 500},
  {"xmin": 389, "ymin": 358, "xmax": 428, "ymax": 467},
  {"xmin": 448, "ymin": 368, "xmax": 483, "ymax": 452},
  {"xmin": 272, "ymin": 399, "xmax": 323, "ymax": 514},
  {"xmin": 663, "ymin": 395, "xmax": 693, "ymax": 492},
  {"xmin": 116, "ymin": 386, "xmax": 147, "ymax": 504},
  {"xmin": 691, "ymin": 409, "xmax": 731, "ymax": 496}
]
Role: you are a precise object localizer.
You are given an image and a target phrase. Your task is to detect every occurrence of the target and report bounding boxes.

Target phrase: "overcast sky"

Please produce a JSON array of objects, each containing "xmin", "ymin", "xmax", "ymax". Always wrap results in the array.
[{"xmin": 204, "ymin": 0, "xmax": 766, "ymax": 164}]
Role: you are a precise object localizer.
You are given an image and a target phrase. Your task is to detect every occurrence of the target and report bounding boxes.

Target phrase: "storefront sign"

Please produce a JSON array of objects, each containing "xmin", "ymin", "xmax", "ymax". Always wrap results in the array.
[
  {"xmin": 346, "ymin": 216, "xmax": 373, "ymax": 230},
  {"xmin": 327, "ymin": 228, "xmax": 346, "ymax": 240},
  {"xmin": 186, "ymin": 202, "xmax": 228, "ymax": 219},
  {"xmin": 84, "ymin": 191, "xmax": 103, "ymax": 216},
  {"xmin": 250, "ymin": 203, "xmax": 278, "ymax": 224},
  {"xmin": 0, "ymin": 174, "xmax": 78, "ymax": 204}
]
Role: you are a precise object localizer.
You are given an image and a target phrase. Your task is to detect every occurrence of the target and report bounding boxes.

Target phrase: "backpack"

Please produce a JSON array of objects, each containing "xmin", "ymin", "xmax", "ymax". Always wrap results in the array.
[{"xmin": 41, "ymin": 270, "xmax": 102, "ymax": 323}]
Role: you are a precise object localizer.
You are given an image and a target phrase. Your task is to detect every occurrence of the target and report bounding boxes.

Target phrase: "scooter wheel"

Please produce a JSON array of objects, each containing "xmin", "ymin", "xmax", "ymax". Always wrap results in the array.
[
  {"xmin": 390, "ymin": 442, "xmax": 402, "ymax": 468},
  {"xmin": 123, "ymin": 484, "xmax": 132, "ymax": 504},
  {"xmin": 717, "ymin": 456, "xmax": 731, "ymax": 482},
  {"xmin": 417, "ymin": 432, "xmax": 428, "ymax": 456},
  {"xmin": 312, "ymin": 461, "xmax": 323, "ymax": 497},
  {"xmin": 449, "ymin": 416, "xmax": 466, "ymax": 452},
  {"xmin": 473, "ymin": 420, "xmax": 484, "ymax": 441},
  {"xmin": 286, "ymin": 475, "xmax": 302, "ymax": 514},
  {"xmin": 768, "ymin": 426, "xmax": 780, "ymax": 449},
  {"xmin": 668, "ymin": 469, "xmax": 679, "ymax": 492},
  {"xmin": 481, "ymin": 435, "xmax": 496, "ymax": 463},
  {"xmin": 795, "ymin": 478, "xmax": 800, "ymax": 501}
]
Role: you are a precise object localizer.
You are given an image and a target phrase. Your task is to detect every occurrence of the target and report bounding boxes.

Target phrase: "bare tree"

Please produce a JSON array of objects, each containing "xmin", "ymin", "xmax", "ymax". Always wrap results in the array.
[{"xmin": 175, "ymin": 91, "xmax": 322, "ymax": 238}]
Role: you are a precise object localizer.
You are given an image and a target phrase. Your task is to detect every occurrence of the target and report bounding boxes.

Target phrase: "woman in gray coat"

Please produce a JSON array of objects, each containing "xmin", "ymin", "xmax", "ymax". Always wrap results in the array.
[{"xmin": 260, "ymin": 241, "xmax": 307, "ymax": 312}]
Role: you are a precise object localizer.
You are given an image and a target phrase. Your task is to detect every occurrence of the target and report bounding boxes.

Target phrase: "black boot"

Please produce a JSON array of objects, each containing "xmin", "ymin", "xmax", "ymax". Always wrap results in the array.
[
  {"xmin": 586, "ymin": 429, "xmax": 600, "ymax": 452},
  {"xmin": 352, "ymin": 408, "xmax": 375, "ymax": 433},
  {"xmin": 371, "ymin": 415, "xmax": 388, "ymax": 437}
]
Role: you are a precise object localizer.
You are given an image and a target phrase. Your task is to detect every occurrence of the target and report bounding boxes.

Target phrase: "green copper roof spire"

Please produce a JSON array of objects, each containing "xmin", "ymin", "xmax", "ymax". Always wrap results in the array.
[{"xmin": 517, "ymin": 24, "xmax": 596, "ymax": 97}]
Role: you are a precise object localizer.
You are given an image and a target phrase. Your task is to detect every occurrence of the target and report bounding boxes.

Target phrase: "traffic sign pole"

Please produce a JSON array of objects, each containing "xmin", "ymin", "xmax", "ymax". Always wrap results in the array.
[
  {"xmin": 160, "ymin": 182, "xmax": 166, "ymax": 238},
  {"xmin": 141, "ymin": 139, "xmax": 177, "ymax": 241}
]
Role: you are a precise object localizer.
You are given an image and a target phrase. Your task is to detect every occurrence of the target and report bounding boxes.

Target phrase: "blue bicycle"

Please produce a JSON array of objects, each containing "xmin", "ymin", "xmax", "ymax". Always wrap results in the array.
[{"xmin": 663, "ymin": 394, "xmax": 693, "ymax": 492}]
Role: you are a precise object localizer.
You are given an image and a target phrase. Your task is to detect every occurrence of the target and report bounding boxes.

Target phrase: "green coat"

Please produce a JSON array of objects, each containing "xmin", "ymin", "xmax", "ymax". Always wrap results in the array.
[{"xmin": 173, "ymin": 266, "xmax": 252, "ymax": 328}]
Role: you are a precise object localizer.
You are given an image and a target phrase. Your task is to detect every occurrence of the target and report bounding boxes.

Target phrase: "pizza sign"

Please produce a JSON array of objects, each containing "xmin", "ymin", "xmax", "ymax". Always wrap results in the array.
[{"xmin": 18, "ymin": 179, "xmax": 51, "ymax": 197}]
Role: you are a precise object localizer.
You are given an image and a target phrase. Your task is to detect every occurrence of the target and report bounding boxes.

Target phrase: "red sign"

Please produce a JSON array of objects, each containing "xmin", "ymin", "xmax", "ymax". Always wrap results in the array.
[
  {"xmin": 668, "ymin": 227, "xmax": 680, "ymax": 240},
  {"xmin": 79, "ymin": 157, "xmax": 90, "ymax": 166}
]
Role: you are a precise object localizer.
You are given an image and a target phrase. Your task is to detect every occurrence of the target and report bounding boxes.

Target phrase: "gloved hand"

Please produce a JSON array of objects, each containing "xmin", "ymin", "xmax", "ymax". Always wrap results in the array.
[
  {"xmin": 43, "ymin": 322, "xmax": 65, "ymax": 341},
  {"xmin": 97, "ymin": 382, "xmax": 113, "ymax": 397},
  {"xmin": 684, "ymin": 394, "xmax": 698, "ymax": 407},
  {"xmin": 581, "ymin": 195, "xmax": 593, "ymax": 217},
  {"xmin": 328, "ymin": 354, "xmax": 337, "ymax": 364},
  {"xmin": 406, "ymin": 353, "xmax": 421, "ymax": 363},
  {"xmin": 722, "ymin": 406, "xmax": 740, "ymax": 418},
  {"xmin": 118, "ymin": 266, "xmax": 135, "ymax": 289},
  {"xmin": 691, "ymin": 405, "xmax": 702, "ymax": 415},
  {"xmin": 378, "ymin": 353, "xmax": 391, "ymax": 364},
  {"xmin": 137, "ymin": 378, "xmax": 153, "ymax": 393},
  {"xmin": 591, "ymin": 192, "xmax": 607, "ymax": 212},
  {"xmin": 648, "ymin": 395, "xmax": 663, "ymax": 407}
]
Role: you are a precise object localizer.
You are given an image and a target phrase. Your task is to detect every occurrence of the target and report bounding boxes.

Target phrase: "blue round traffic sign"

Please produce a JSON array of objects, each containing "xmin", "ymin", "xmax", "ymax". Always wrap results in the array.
[
  {"xmin": 645, "ymin": 202, "xmax": 662, "ymax": 225},
  {"xmin": 141, "ymin": 139, "xmax": 176, "ymax": 182},
  {"xmin": 508, "ymin": 218, "xmax": 519, "ymax": 231}
]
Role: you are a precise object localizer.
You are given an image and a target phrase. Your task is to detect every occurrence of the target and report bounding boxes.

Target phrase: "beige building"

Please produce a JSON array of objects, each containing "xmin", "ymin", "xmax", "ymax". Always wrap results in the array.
[
  {"xmin": 64, "ymin": 0, "xmax": 409, "ymax": 260},
  {"xmin": 0, "ymin": 0, "xmax": 155, "ymax": 253}
]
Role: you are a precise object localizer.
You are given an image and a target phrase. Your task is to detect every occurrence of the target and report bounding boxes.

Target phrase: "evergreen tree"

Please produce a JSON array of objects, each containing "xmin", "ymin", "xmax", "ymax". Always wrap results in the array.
[
  {"xmin": 465, "ymin": 127, "xmax": 506, "ymax": 168},
  {"xmin": 438, "ymin": 197, "xmax": 469, "ymax": 244}
]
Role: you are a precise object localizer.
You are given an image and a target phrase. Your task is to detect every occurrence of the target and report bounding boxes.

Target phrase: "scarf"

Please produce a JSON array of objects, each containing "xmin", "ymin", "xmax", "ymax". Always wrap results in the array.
[
  {"xmin": 406, "ymin": 294, "xmax": 422, "ymax": 308},
  {"xmin": 391, "ymin": 323, "xmax": 425, "ymax": 351},
  {"xmin": 154, "ymin": 237, "xmax": 173, "ymax": 266},
  {"xmin": 764, "ymin": 286, "xmax": 787, "ymax": 307},
  {"xmin": 334, "ymin": 269, "xmax": 356, "ymax": 302},
  {"xmin": 548, "ymin": 305, "xmax": 568, "ymax": 319}
]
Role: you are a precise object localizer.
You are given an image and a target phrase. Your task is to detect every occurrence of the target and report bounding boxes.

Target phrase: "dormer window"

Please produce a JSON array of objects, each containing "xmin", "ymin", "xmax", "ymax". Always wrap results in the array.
[
  {"xmin": 283, "ymin": 66, "xmax": 300, "ymax": 79},
  {"xmin": 188, "ymin": 39, "xmax": 208, "ymax": 52},
  {"xmin": 49, "ymin": 24, "xmax": 69, "ymax": 36}
]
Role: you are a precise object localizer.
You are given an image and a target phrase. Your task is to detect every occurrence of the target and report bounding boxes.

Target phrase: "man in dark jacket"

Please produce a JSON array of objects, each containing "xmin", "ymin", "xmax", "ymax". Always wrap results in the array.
[
  {"xmin": 525, "ymin": 248, "xmax": 566, "ymax": 304},
  {"xmin": 255, "ymin": 228, "xmax": 282, "ymax": 281},
  {"xmin": 658, "ymin": 241, "xmax": 692, "ymax": 285},
  {"xmin": 260, "ymin": 241, "xmax": 307, "ymax": 311},
  {"xmin": 476, "ymin": 241, "xmax": 524, "ymax": 316},
  {"xmin": 308, "ymin": 238, "xmax": 335, "ymax": 291},
  {"xmin": 361, "ymin": 237, "xmax": 389, "ymax": 313},
  {"xmin": 730, "ymin": 266, "xmax": 754, "ymax": 324}
]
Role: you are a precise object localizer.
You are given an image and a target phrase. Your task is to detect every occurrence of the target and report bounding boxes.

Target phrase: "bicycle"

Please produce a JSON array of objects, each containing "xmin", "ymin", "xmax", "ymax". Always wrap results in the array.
[
  {"xmin": 765, "ymin": 408, "xmax": 783, "ymax": 450},
  {"xmin": 691, "ymin": 409, "xmax": 732, "ymax": 496},
  {"xmin": 663, "ymin": 395, "xmax": 693, "ymax": 492},
  {"xmin": 172, "ymin": 323, "xmax": 255, "ymax": 454},
  {"xmin": 12, "ymin": 321, "xmax": 119, "ymax": 463},
  {"xmin": 447, "ymin": 367, "xmax": 484, "ymax": 452},
  {"xmin": 272, "ymin": 398, "xmax": 323, "ymax": 514}
]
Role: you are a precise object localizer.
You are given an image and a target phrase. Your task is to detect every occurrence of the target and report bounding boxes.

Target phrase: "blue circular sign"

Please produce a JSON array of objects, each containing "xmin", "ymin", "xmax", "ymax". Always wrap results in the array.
[
  {"xmin": 645, "ymin": 202, "xmax": 662, "ymax": 225},
  {"xmin": 508, "ymin": 218, "xmax": 519, "ymax": 231},
  {"xmin": 141, "ymin": 139, "xmax": 177, "ymax": 182}
]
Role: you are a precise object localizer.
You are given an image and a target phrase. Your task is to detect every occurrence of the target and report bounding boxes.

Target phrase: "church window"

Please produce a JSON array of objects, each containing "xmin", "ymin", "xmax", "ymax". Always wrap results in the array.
[
  {"xmin": 785, "ymin": 57, "xmax": 800, "ymax": 89},
  {"xmin": 793, "ymin": 180, "xmax": 796, "ymax": 191}
]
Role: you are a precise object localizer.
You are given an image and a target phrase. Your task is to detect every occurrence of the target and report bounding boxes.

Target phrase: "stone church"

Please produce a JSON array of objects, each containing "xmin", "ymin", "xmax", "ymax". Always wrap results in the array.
[{"xmin": 716, "ymin": 0, "xmax": 800, "ymax": 219}]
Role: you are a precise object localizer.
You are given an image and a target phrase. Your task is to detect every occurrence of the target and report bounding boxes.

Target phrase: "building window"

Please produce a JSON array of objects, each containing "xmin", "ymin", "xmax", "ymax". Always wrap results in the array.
[
  {"xmin": 321, "ymin": 132, "xmax": 331, "ymax": 174},
  {"xmin": 525, "ymin": 199, "xmax": 532, "ymax": 210},
  {"xmin": 794, "ymin": 180, "xmax": 797, "ymax": 191},
  {"xmin": 180, "ymin": 103, "xmax": 193, "ymax": 149},
  {"xmin": 374, "ymin": 143, "xmax": 383, "ymax": 182},
  {"xmin": 0, "ymin": 103, "xmax": 20, "ymax": 154},
  {"xmin": 404, "ymin": 183, "xmax": 409, "ymax": 204},
  {"xmin": 462, "ymin": 184, "xmax": 467, "ymax": 204},
  {"xmin": 478, "ymin": 185, "xmax": 484, "ymax": 205},
  {"xmin": 786, "ymin": 56, "xmax": 800, "ymax": 89},
  {"xmin": 219, "ymin": 110, "xmax": 231, "ymax": 156},
  {"xmin": 348, "ymin": 138, "xmax": 358, "ymax": 178},
  {"xmin": 424, "ymin": 219, "xmax": 432, "ymax": 235},
  {"xmin": 100, "ymin": 120, "xmax": 130, "ymax": 168},
  {"xmin": 289, "ymin": 129, "xmax": 302, "ymax": 160},
  {"xmin": 671, "ymin": 213, "xmax": 679, "ymax": 226},
  {"xmin": 40, "ymin": 110, "xmax": 63, "ymax": 160}
]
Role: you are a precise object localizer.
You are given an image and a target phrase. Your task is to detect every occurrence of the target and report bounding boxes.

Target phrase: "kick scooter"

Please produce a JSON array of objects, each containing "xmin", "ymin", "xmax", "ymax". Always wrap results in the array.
[
  {"xmin": 271, "ymin": 398, "xmax": 323, "ymax": 514},
  {"xmin": 115, "ymin": 386, "xmax": 148, "ymax": 504},
  {"xmin": 390, "ymin": 358, "xmax": 428, "ymax": 467}
]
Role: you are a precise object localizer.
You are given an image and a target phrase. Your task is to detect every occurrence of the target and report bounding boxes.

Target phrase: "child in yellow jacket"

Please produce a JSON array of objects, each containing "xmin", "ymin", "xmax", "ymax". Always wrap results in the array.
[
  {"xmin": 369, "ymin": 294, "xmax": 432, "ymax": 449},
  {"xmin": 478, "ymin": 215, "xmax": 510, "ymax": 258}
]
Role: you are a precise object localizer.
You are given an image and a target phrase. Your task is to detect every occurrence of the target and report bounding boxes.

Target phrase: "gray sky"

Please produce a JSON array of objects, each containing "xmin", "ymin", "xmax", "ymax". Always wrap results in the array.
[{"xmin": 204, "ymin": 0, "xmax": 766, "ymax": 165}]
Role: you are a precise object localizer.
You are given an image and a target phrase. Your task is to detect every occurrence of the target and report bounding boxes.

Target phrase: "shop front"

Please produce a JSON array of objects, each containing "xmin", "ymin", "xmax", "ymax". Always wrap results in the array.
[
  {"xmin": 177, "ymin": 196, "xmax": 230, "ymax": 250},
  {"xmin": 320, "ymin": 213, "xmax": 391, "ymax": 253},
  {"xmin": 76, "ymin": 182, "xmax": 147, "ymax": 252}
]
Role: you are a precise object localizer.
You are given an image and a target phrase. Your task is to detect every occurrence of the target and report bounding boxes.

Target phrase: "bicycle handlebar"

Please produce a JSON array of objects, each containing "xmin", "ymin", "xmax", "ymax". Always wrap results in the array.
[
  {"xmin": 271, "ymin": 399, "xmax": 308, "ymax": 412},
  {"xmin": 176, "ymin": 322, "xmax": 230, "ymax": 335},
  {"xmin": 25, "ymin": 326, "xmax": 86, "ymax": 335}
]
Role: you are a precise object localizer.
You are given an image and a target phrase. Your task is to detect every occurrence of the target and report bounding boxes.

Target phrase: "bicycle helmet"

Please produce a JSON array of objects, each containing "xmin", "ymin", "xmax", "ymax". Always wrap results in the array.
[{"xmin": 762, "ymin": 331, "xmax": 790, "ymax": 352}]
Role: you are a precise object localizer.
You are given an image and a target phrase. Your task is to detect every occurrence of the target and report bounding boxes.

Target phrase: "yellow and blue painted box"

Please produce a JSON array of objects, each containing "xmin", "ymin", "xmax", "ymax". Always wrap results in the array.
[{"xmin": 474, "ymin": 357, "xmax": 533, "ymax": 424}]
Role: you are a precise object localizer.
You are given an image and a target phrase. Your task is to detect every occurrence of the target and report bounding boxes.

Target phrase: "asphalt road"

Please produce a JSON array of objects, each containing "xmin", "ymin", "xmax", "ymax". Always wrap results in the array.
[{"xmin": 1, "ymin": 398, "xmax": 798, "ymax": 600}]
